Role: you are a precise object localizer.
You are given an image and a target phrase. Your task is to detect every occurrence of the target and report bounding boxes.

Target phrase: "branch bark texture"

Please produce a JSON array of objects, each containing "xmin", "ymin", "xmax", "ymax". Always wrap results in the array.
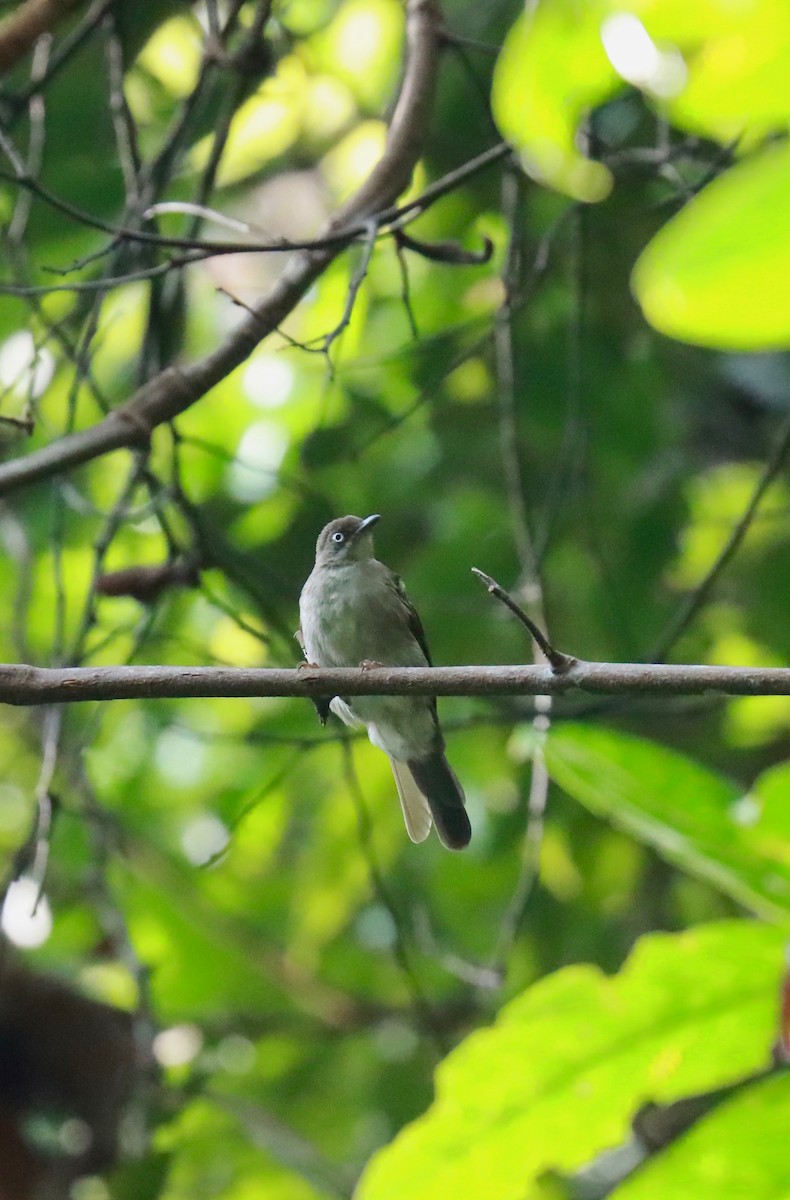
[
  {"xmin": 0, "ymin": 0, "xmax": 442, "ymax": 497},
  {"xmin": 2, "ymin": 661, "xmax": 790, "ymax": 706},
  {"xmin": 0, "ymin": 0, "xmax": 84, "ymax": 71}
]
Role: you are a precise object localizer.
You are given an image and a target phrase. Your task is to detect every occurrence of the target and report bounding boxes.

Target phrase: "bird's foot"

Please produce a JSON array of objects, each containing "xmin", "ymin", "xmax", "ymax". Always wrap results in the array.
[
  {"xmin": 359, "ymin": 659, "xmax": 384, "ymax": 670},
  {"xmin": 296, "ymin": 662, "xmax": 332, "ymax": 724}
]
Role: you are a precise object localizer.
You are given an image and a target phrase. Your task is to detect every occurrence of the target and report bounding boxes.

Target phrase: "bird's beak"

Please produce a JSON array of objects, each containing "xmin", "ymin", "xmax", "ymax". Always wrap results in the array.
[{"xmin": 355, "ymin": 513, "xmax": 381, "ymax": 537}]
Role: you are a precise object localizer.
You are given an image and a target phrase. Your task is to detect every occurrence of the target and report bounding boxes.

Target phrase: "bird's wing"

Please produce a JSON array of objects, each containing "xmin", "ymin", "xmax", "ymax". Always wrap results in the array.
[
  {"xmin": 389, "ymin": 757, "xmax": 432, "ymax": 843},
  {"xmin": 388, "ymin": 571, "xmax": 433, "ymax": 666},
  {"xmin": 294, "ymin": 627, "xmax": 332, "ymax": 722}
]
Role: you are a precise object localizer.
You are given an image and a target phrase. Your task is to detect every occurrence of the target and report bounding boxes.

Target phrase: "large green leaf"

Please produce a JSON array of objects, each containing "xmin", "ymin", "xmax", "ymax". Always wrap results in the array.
[
  {"xmin": 545, "ymin": 724, "xmax": 790, "ymax": 919},
  {"xmin": 633, "ymin": 141, "xmax": 790, "ymax": 349},
  {"xmin": 355, "ymin": 921, "xmax": 784, "ymax": 1200},
  {"xmin": 613, "ymin": 1072, "xmax": 790, "ymax": 1199}
]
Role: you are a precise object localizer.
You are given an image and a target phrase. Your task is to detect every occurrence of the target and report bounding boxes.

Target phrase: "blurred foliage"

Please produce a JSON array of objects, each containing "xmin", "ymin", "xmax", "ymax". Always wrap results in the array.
[
  {"xmin": 494, "ymin": 0, "xmax": 790, "ymax": 347},
  {"xmin": 1, "ymin": 0, "xmax": 790, "ymax": 1198}
]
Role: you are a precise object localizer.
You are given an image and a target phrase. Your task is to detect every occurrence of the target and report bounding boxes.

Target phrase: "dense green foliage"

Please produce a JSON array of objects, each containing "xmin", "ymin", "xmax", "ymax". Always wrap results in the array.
[{"xmin": 1, "ymin": 0, "xmax": 790, "ymax": 1197}]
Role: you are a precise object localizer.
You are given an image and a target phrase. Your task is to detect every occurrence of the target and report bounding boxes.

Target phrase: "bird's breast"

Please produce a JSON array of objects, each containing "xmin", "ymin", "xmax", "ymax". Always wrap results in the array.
[
  {"xmin": 300, "ymin": 565, "xmax": 370, "ymax": 666},
  {"xmin": 299, "ymin": 563, "xmax": 424, "ymax": 668}
]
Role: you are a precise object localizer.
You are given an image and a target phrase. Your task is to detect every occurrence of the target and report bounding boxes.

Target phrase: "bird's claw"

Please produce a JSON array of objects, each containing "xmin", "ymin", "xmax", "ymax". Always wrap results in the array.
[
  {"xmin": 359, "ymin": 659, "xmax": 384, "ymax": 670},
  {"xmin": 297, "ymin": 663, "xmax": 332, "ymax": 723}
]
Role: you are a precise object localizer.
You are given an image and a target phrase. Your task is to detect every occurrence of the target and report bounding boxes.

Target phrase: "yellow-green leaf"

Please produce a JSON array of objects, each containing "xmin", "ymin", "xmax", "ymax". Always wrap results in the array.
[
  {"xmin": 491, "ymin": 4, "xmax": 615, "ymax": 202},
  {"xmin": 355, "ymin": 922, "xmax": 784, "ymax": 1200},
  {"xmin": 613, "ymin": 1073, "xmax": 790, "ymax": 1199},
  {"xmin": 633, "ymin": 141, "xmax": 790, "ymax": 349}
]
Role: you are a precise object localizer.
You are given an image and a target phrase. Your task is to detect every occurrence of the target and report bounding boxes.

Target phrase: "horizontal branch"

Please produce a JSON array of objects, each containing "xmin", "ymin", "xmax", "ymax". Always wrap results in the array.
[{"xmin": 3, "ymin": 661, "xmax": 790, "ymax": 707}]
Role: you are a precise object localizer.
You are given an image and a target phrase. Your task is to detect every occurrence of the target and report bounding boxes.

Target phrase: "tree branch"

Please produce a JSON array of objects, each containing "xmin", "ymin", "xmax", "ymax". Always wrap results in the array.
[
  {"xmin": 3, "ymin": 661, "xmax": 790, "ymax": 706},
  {"xmin": 0, "ymin": 0, "xmax": 85, "ymax": 72},
  {"xmin": 472, "ymin": 568, "xmax": 573, "ymax": 671},
  {"xmin": 0, "ymin": 0, "xmax": 443, "ymax": 498},
  {"xmin": 0, "ymin": 140, "xmax": 510, "ymax": 263}
]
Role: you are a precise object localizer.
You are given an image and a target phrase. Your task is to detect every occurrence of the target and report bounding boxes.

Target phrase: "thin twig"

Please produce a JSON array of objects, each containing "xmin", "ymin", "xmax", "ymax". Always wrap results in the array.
[
  {"xmin": 102, "ymin": 11, "xmax": 141, "ymax": 205},
  {"xmin": 472, "ymin": 569, "xmax": 574, "ymax": 672},
  {"xmin": 322, "ymin": 219, "xmax": 379, "ymax": 363},
  {"xmin": 0, "ymin": 142, "xmax": 511, "ymax": 267},
  {"xmin": 393, "ymin": 235, "xmax": 419, "ymax": 338},
  {"xmin": 394, "ymin": 228, "xmax": 494, "ymax": 265},
  {"xmin": 652, "ymin": 408, "xmax": 790, "ymax": 662},
  {"xmin": 494, "ymin": 169, "xmax": 537, "ymax": 579},
  {"xmin": 342, "ymin": 742, "xmax": 449, "ymax": 1058},
  {"xmin": 487, "ymin": 168, "xmax": 561, "ymax": 975},
  {"xmin": 2, "ymin": 0, "xmax": 114, "ymax": 113},
  {"xmin": 0, "ymin": 704, "xmax": 61, "ymax": 907},
  {"xmin": 8, "ymin": 32, "xmax": 50, "ymax": 243}
]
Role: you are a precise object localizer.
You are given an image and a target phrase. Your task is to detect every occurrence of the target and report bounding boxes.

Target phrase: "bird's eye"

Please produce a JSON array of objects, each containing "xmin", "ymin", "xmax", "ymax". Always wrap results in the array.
[{"xmin": 332, "ymin": 531, "xmax": 345, "ymax": 544}]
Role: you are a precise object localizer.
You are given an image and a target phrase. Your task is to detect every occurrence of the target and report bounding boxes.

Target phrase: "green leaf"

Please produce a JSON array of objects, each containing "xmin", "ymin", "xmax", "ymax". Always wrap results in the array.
[
  {"xmin": 745, "ymin": 759, "xmax": 790, "ymax": 877},
  {"xmin": 632, "ymin": 142, "xmax": 790, "ymax": 349},
  {"xmin": 667, "ymin": 0, "xmax": 790, "ymax": 143},
  {"xmin": 545, "ymin": 724, "xmax": 790, "ymax": 919},
  {"xmin": 355, "ymin": 921, "xmax": 784, "ymax": 1200},
  {"xmin": 489, "ymin": 0, "xmax": 739, "ymax": 204},
  {"xmin": 612, "ymin": 1073, "xmax": 790, "ymax": 1199},
  {"xmin": 491, "ymin": 4, "xmax": 615, "ymax": 202},
  {"xmin": 492, "ymin": 0, "xmax": 790, "ymax": 210}
]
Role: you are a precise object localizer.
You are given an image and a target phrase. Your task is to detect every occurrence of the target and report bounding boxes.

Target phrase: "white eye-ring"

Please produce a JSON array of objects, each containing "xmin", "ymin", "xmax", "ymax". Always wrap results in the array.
[{"xmin": 332, "ymin": 531, "xmax": 345, "ymax": 543}]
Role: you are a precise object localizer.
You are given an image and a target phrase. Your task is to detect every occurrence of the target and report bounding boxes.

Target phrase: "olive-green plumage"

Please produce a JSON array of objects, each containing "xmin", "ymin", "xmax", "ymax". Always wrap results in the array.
[{"xmin": 298, "ymin": 514, "xmax": 471, "ymax": 849}]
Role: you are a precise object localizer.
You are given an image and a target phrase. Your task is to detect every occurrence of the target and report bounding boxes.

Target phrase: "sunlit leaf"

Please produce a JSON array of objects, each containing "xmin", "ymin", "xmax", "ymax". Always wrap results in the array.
[
  {"xmin": 491, "ymin": 4, "xmax": 615, "ymax": 202},
  {"xmin": 492, "ymin": 0, "xmax": 790, "ymax": 206},
  {"xmin": 613, "ymin": 1073, "xmax": 790, "ymax": 1199},
  {"xmin": 668, "ymin": 0, "xmax": 790, "ymax": 142},
  {"xmin": 632, "ymin": 142, "xmax": 790, "ymax": 349},
  {"xmin": 356, "ymin": 922, "xmax": 784, "ymax": 1200}
]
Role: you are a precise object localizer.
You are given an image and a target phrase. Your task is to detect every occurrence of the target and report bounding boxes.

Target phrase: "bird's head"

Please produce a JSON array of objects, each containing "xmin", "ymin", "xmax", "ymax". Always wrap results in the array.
[{"xmin": 314, "ymin": 514, "xmax": 380, "ymax": 566}]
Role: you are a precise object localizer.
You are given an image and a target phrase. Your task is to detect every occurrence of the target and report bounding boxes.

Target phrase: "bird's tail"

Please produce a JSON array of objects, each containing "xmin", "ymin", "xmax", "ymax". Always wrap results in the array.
[
  {"xmin": 406, "ymin": 753, "xmax": 471, "ymax": 850},
  {"xmin": 389, "ymin": 757, "xmax": 432, "ymax": 844}
]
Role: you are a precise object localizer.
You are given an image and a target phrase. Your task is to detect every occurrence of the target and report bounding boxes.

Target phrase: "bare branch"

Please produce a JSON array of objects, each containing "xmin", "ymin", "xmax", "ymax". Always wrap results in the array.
[
  {"xmin": 652, "ymin": 407, "xmax": 790, "ymax": 662},
  {"xmin": 486, "ymin": 170, "xmax": 567, "ymax": 974},
  {"xmin": 321, "ymin": 219, "xmax": 379, "ymax": 361},
  {"xmin": 3, "ymin": 661, "xmax": 790, "ymax": 706},
  {"xmin": 472, "ymin": 568, "xmax": 574, "ymax": 672},
  {"xmin": 211, "ymin": 1092, "xmax": 356, "ymax": 1200},
  {"xmin": 0, "ymin": 151, "xmax": 504, "ymax": 265}
]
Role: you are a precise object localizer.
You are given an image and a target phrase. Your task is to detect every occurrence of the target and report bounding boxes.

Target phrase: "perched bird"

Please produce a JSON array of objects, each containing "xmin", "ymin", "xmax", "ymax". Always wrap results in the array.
[{"xmin": 298, "ymin": 514, "xmax": 471, "ymax": 849}]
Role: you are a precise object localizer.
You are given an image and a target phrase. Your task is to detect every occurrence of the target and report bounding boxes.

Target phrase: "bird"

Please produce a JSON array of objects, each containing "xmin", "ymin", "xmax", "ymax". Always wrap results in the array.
[{"xmin": 298, "ymin": 514, "xmax": 471, "ymax": 849}]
